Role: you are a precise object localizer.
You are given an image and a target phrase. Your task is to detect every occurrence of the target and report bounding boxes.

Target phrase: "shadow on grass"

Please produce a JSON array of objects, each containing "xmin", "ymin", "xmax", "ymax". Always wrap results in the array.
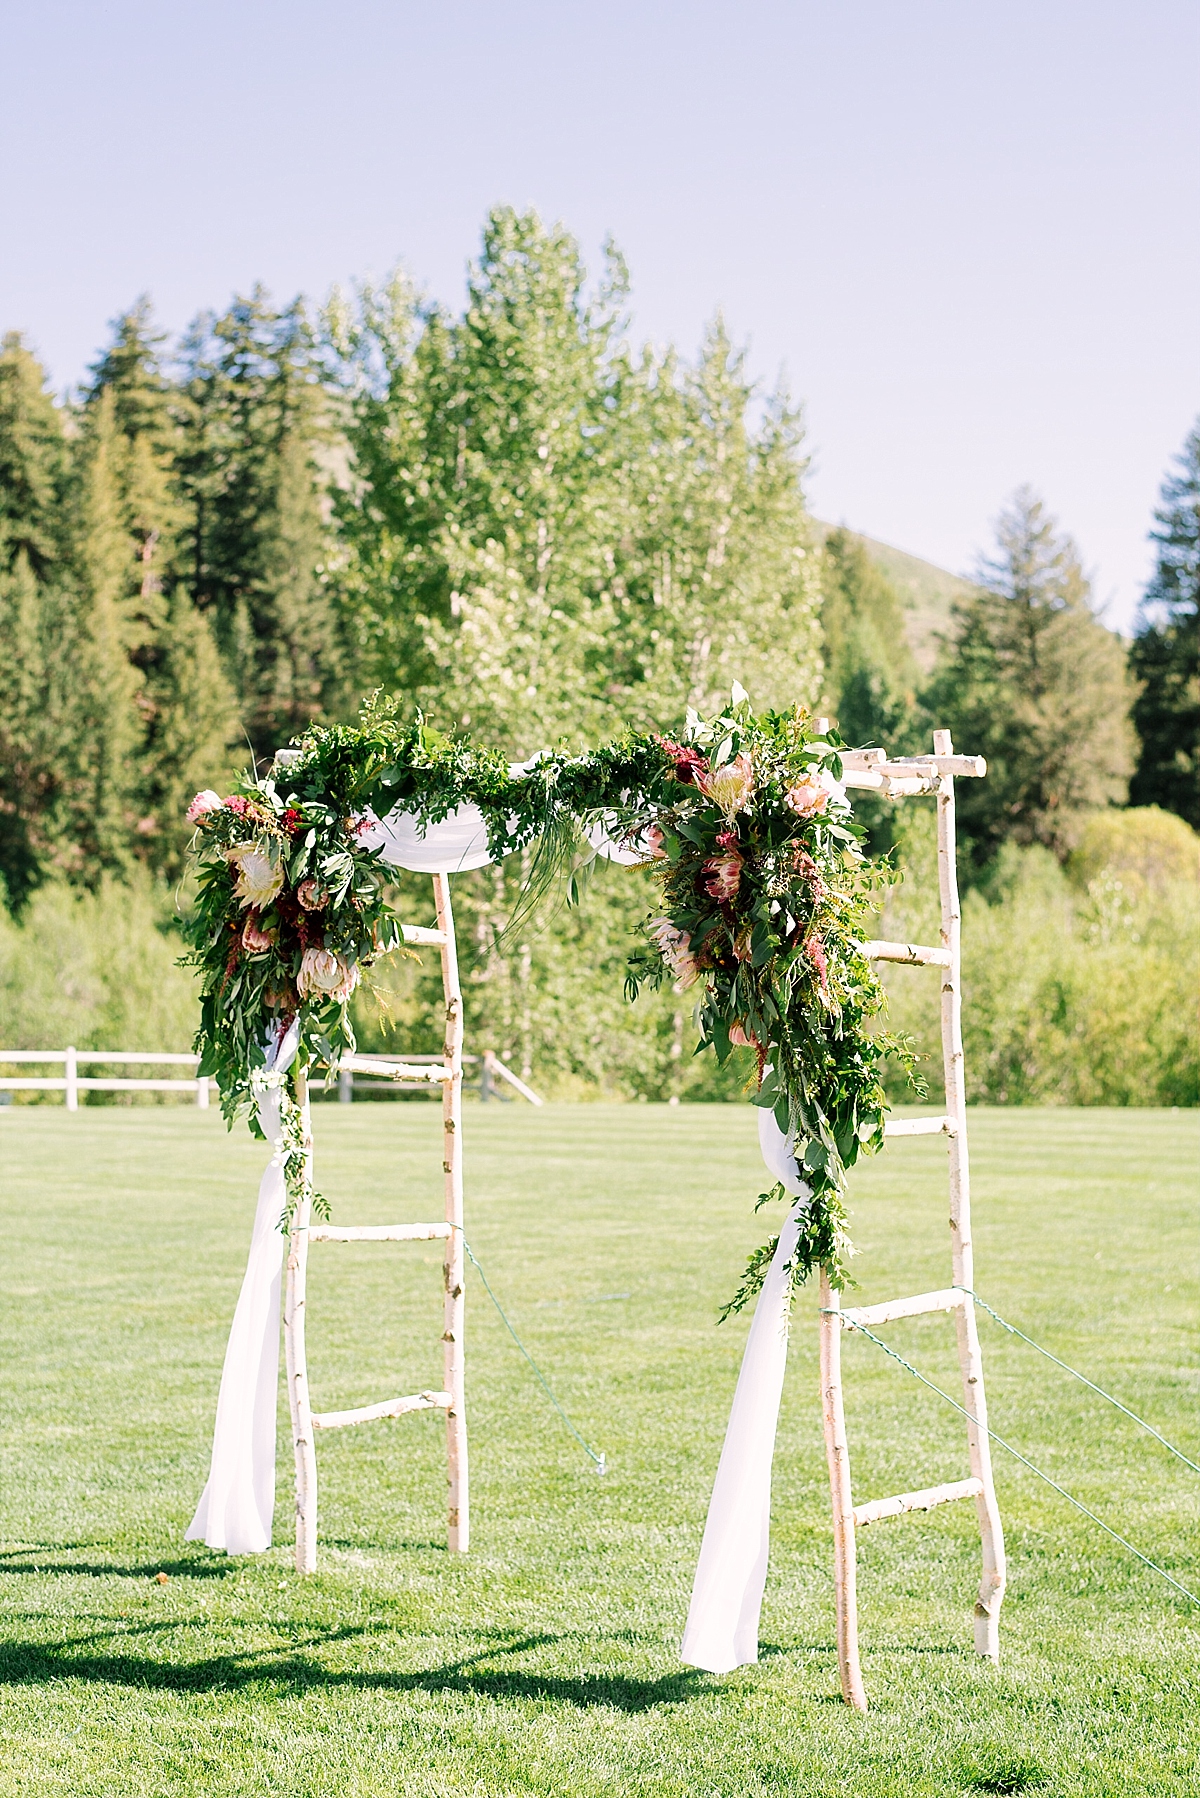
[
  {"xmin": 0, "ymin": 1627, "xmax": 713, "ymax": 1712},
  {"xmin": 0, "ymin": 1549, "xmax": 235, "ymax": 1582}
]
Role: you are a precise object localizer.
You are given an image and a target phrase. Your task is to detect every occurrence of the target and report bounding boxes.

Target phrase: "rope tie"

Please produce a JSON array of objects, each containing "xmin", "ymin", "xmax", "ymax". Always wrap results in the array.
[
  {"xmin": 458, "ymin": 1231, "xmax": 607, "ymax": 1475},
  {"xmin": 829, "ymin": 1312, "xmax": 1199, "ymax": 1607},
  {"xmin": 956, "ymin": 1287, "xmax": 1200, "ymax": 1477}
]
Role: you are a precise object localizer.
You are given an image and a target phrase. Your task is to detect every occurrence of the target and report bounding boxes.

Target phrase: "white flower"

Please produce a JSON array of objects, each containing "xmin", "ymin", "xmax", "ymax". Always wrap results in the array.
[
  {"xmin": 225, "ymin": 842, "xmax": 285, "ymax": 909},
  {"xmin": 296, "ymin": 947, "xmax": 359, "ymax": 1003}
]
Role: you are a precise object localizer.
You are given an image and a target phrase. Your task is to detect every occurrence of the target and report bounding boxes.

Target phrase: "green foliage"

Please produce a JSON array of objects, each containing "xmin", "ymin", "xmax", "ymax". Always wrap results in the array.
[
  {"xmin": 880, "ymin": 805, "xmax": 1199, "ymax": 1107},
  {"xmin": 328, "ymin": 207, "xmax": 823, "ymax": 752},
  {"xmin": 0, "ymin": 873, "xmax": 199, "ymax": 1054},
  {"xmin": 922, "ymin": 488, "xmax": 1134, "ymax": 875},
  {"xmin": 1130, "ymin": 421, "xmax": 1200, "ymax": 827},
  {"xmin": 819, "ymin": 526, "xmax": 921, "ymax": 852}
]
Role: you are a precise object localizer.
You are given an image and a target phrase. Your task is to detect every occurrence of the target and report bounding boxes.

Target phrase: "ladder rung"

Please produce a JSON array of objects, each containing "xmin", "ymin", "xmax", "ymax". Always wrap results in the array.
[
  {"xmin": 840, "ymin": 1288, "xmax": 966, "ymax": 1329},
  {"xmin": 402, "ymin": 924, "xmax": 448, "ymax": 946},
  {"xmin": 853, "ymin": 1477, "xmax": 983, "ymax": 1527},
  {"xmin": 337, "ymin": 1055, "xmax": 452, "ymax": 1083},
  {"xmin": 861, "ymin": 938, "xmax": 952, "ymax": 968},
  {"xmin": 884, "ymin": 1115, "xmax": 956, "ymax": 1138},
  {"xmin": 311, "ymin": 1390, "xmax": 452, "ymax": 1429},
  {"xmin": 308, "ymin": 1223, "xmax": 452, "ymax": 1243}
]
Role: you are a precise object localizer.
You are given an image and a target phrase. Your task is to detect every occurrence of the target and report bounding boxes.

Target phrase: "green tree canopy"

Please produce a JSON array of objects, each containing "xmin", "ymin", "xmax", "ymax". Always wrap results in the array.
[
  {"xmin": 1130, "ymin": 422, "xmax": 1200, "ymax": 828},
  {"xmin": 922, "ymin": 488, "xmax": 1133, "ymax": 875},
  {"xmin": 328, "ymin": 207, "xmax": 822, "ymax": 754}
]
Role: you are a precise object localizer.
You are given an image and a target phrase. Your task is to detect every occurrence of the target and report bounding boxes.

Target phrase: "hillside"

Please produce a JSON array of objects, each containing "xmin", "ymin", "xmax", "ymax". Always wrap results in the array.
[{"xmin": 815, "ymin": 524, "xmax": 976, "ymax": 672}]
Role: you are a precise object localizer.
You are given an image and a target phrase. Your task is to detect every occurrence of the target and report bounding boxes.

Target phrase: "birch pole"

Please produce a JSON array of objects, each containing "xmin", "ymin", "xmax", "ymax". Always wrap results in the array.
[
  {"xmin": 435, "ymin": 873, "xmax": 469, "ymax": 1553},
  {"xmin": 284, "ymin": 1064, "xmax": 318, "ymax": 1575},
  {"xmin": 819, "ymin": 1270, "xmax": 868, "ymax": 1712},
  {"xmin": 934, "ymin": 728, "xmax": 1006, "ymax": 1659}
]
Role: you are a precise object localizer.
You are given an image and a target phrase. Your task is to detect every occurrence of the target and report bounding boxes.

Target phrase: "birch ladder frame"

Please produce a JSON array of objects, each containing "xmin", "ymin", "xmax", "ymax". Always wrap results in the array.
[
  {"xmin": 818, "ymin": 727, "xmax": 1006, "ymax": 1712},
  {"xmin": 283, "ymin": 870, "xmax": 468, "ymax": 1575}
]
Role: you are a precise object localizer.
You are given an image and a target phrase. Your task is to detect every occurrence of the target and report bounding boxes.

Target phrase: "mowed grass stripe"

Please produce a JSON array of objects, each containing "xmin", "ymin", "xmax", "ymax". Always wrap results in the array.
[{"xmin": 0, "ymin": 1104, "xmax": 1196, "ymax": 1797}]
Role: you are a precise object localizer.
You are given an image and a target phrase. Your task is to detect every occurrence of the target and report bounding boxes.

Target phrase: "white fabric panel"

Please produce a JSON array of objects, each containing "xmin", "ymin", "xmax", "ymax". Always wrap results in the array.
[
  {"xmin": 362, "ymin": 802, "xmax": 495, "ymax": 873},
  {"xmin": 680, "ymin": 1108, "xmax": 811, "ymax": 1673},
  {"xmin": 186, "ymin": 1020, "xmax": 299, "ymax": 1555}
]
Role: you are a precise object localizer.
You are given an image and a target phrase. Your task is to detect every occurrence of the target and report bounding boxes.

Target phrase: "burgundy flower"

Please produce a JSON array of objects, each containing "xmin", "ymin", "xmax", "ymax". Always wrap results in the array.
[
  {"xmin": 655, "ymin": 736, "xmax": 708, "ymax": 786},
  {"xmin": 282, "ymin": 808, "xmax": 304, "ymax": 835},
  {"xmin": 715, "ymin": 827, "xmax": 740, "ymax": 851}
]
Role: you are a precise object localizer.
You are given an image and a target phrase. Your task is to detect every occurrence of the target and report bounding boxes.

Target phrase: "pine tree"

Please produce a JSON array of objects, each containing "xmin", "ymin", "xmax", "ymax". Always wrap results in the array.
[
  {"xmin": 177, "ymin": 291, "xmax": 344, "ymax": 751},
  {"xmin": 923, "ymin": 488, "xmax": 1133, "ymax": 873},
  {"xmin": 83, "ymin": 304, "xmax": 238, "ymax": 871},
  {"xmin": 1130, "ymin": 423, "xmax": 1200, "ymax": 827},
  {"xmin": 0, "ymin": 333, "xmax": 71, "ymax": 577}
]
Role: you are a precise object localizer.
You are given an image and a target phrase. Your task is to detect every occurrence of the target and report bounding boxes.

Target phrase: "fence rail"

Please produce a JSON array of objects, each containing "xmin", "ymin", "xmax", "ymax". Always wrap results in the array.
[
  {"xmin": 0, "ymin": 1049, "xmax": 209, "ymax": 1109},
  {"xmin": 0, "ymin": 1047, "xmax": 545, "ymax": 1110}
]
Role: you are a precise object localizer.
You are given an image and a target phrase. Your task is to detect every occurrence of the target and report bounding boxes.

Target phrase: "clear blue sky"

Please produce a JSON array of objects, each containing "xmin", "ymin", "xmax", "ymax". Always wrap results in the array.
[{"xmin": 3, "ymin": 0, "xmax": 1197, "ymax": 630}]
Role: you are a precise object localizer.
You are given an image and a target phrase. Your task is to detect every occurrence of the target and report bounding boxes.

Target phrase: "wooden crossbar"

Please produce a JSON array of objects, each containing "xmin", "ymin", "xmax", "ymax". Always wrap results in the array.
[
  {"xmin": 883, "ymin": 1116, "xmax": 956, "ymax": 1138},
  {"xmin": 312, "ymin": 1390, "xmax": 453, "ymax": 1430},
  {"xmin": 402, "ymin": 924, "xmax": 448, "ymax": 946},
  {"xmin": 308, "ymin": 1223, "xmax": 452, "ymax": 1243},
  {"xmin": 854, "ymin": 1478, "xmax": 983, "ymax": 1528},
  {"xmin": 861, "ymin": 939, "xmax": 953, "ymax": 967},
  {"xmin": 839, "ymin": 1289, "xmax": 965, "ymax": 1329},
  {"xmin": 336, "ymin": 1054, "xmax": 451, "ymax": 1083}
]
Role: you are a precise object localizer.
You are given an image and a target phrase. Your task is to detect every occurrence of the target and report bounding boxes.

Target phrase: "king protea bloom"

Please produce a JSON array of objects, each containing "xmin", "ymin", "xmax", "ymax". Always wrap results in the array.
[
  {"xmin": 728, "ymin": 1020, "xmax": 760, "ymax": 1049},
  {"xmin": 297, "ymin": 947, "xmax": 359, "ymax": 1003},
  {"xmin": 698, "ymin": 752, "xmax": 754, "ymax": 818},
  {"xmin": 648, "ymin": 918, "xmax": 701, "ymax": 988},
  {"xmin": 225, "ymin": 842, "xmax": 285, "ymax": 909},
  {"xmin": 186, "ymin": 789, "xmax": 223, "ymax": 823},
  {"xmin": 241, "ymin": 912, "xmax": 275, "ymax": 953},
  {"xmin": 703, "ymin": 850, "xmax": 743, "ymax": 901}
]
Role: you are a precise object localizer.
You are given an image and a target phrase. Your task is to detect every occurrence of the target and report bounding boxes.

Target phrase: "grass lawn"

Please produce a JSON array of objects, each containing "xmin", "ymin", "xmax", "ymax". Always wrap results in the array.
[{"xmin": 0, "ymin": 1101, "xmax": 1197, "ymax": 1797}]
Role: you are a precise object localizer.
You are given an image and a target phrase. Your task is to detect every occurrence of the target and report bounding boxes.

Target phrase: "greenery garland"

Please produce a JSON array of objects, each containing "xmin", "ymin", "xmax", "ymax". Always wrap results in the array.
[{"xmin": 184, "ymin": 689, "xmax": 913, "ymax": 1299}]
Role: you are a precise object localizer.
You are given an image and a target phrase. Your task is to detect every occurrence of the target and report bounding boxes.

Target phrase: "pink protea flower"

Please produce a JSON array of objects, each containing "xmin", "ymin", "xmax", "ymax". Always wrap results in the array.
[
  {"xmin": 703, "ymin": 850, "xmax": 743, "ymax": 901},
  {"xmin": 296, "ymin": 878, "xmax": 329, "ymax": 912},
  {"xmin": 728, "ymin": 1019, "xmax": 760, "ymax": 1049},
  {"xmin": 643, "ymin": 823, "xmax": 668, "ymax": 859},
  {"xmin": 784, "ymin": 777, "xmax": 828, "ymax": 818},
  {"xmin": 297, "ymin": 946, "xmax": 359, "ymax": 1003},
  {"xmin": 186, "ymin": 789, "xmax": 223, "ymax": 823},
  {"xmin": 698, "ymin": 752, "xmax": 754, "ymax": 819},
  {"xmin": 648, "ymin": 918, "xmax": 701, "ymax": 988},
  {"xmin": 785, "ymin": 768, "xmax": 847, "ymax": 818},
  {"xmin": 241, "ymin": 912, "xmax": 276, "ymax": 953}
]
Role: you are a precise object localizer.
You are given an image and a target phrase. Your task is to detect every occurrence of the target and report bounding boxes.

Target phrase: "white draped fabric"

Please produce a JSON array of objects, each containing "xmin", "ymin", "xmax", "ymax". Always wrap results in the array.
[
  {"xmin": 680, "ymin": 1109, "xmax": 811, "ymax": 1673},
  {"xmin": 186, "ymin": 1019, "xmax": 299, "ymax": 1554}
]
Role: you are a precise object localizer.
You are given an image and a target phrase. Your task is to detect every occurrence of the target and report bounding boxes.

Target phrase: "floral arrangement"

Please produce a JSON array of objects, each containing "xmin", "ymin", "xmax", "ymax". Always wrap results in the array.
[{"xmin": 184, "ymin": 690, "xmax": 908, "ymax": 1290}]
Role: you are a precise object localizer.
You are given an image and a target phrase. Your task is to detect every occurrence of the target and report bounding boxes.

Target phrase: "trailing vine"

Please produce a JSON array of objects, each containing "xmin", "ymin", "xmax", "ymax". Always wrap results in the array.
[{"xmin": 184, "ymin": 688, "xmax": 914, "ymax": 1290}]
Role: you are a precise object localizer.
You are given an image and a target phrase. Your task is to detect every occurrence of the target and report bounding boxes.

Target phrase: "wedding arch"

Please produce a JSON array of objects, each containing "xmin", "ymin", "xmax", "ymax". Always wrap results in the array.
[{"xmin": 181, "ymin": 689, "xmax": 1000, "ymax": 1711}]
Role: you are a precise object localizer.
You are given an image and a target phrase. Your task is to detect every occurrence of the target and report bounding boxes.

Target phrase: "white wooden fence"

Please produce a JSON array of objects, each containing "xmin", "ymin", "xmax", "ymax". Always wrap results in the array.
[
  {"xmin": 0, "ymin": 1047, "xmax": 543, "ymax": 1109},
  {"xmin": 0, "ymin": 1049, "xmax": 209, "ymax": 1109}
]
